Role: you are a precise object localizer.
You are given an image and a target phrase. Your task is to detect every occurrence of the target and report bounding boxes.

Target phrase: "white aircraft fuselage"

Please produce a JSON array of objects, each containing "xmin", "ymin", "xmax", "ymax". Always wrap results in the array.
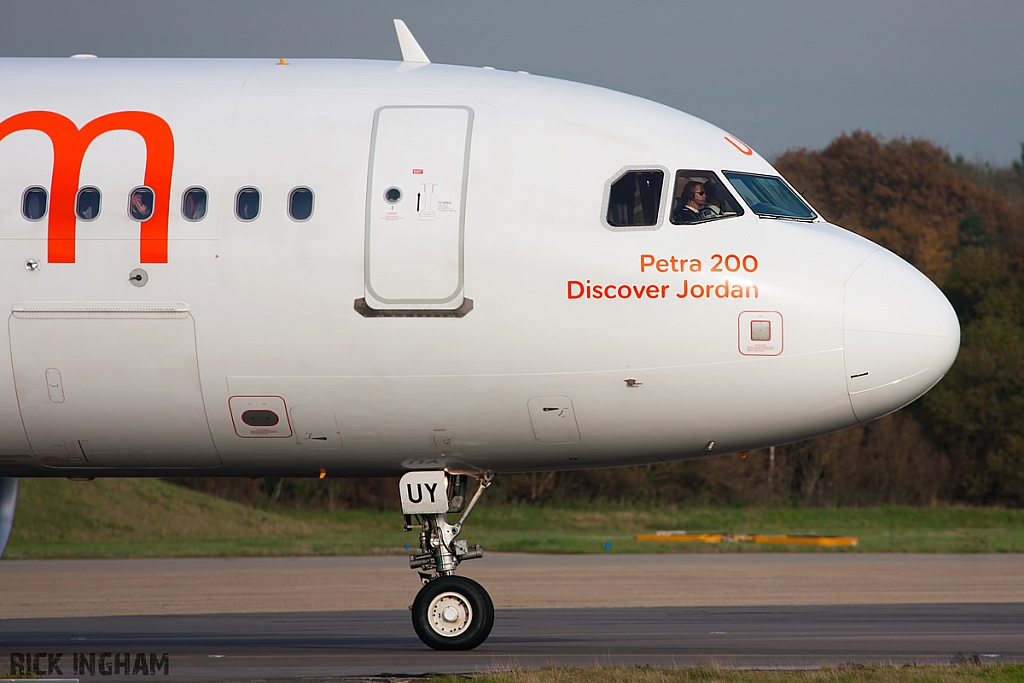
[{"xmin": 0, "ymin": 57, "xmax": 960, "ymax": 479}]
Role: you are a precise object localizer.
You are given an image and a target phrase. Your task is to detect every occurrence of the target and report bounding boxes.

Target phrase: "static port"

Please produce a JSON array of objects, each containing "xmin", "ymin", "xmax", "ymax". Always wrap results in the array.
[{"xmin": 241, "ymin": 410, "xmax": 279, "ymax": 426}]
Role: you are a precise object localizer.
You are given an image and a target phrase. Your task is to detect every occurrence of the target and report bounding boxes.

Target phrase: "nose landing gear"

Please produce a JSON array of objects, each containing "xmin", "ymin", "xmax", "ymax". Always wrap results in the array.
[{"xmin": 400, "ymin": 470, "xmax": 493, "ymax": 650}]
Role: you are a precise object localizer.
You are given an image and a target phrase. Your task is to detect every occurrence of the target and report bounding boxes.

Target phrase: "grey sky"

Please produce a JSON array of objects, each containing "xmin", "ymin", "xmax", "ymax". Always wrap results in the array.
[{"xmin": 2, "ymin": 0, "xmax": 1022, "ymax": 164}]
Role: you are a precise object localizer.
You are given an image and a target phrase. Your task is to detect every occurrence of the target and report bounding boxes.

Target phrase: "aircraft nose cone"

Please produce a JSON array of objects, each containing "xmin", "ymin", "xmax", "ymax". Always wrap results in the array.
[{"xmin": 844, "ymin": 249, "xmax": 960, "ymax": 423}]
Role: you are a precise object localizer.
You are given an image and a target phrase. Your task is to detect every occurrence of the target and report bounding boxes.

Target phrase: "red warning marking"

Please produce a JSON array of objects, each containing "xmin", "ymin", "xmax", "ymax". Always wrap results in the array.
[{"xmin": 412, "ymin": 168, "xmax": 424, "ymax": 174}]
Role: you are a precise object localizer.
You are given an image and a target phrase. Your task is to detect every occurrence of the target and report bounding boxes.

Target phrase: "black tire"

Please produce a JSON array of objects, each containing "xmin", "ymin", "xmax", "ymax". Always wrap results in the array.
[{"xmin": 411, "ymin": 575, "xmax": 494, "ymax": 650}]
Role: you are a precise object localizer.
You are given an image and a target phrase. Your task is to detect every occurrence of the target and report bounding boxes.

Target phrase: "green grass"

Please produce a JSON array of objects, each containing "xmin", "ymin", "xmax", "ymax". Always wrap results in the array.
[
  {"xmin": 5, "ymin": 478, "xmax": 1024, "ymax": 559},
  {"xmin": 4, "ymin": 478, "xmax": 402, "ymax": 559},
  {"xmin": 453, "ymin": 505, "xmax": 1024, "ymax": 554},
  {"xmin": 429, "ymin": 665, "xmax": 1024, "ymax": 683}
]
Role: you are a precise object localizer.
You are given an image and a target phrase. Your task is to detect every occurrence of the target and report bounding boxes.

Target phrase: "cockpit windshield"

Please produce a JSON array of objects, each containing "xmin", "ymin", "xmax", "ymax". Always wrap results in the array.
[{"xmin": 723, "ymin": 172, "xmax": 816, "ymax": 220}]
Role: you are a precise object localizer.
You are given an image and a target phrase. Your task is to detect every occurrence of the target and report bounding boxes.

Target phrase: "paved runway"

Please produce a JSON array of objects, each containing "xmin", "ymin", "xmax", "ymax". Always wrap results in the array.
[
  {"xmin": 2, "ymin": 604, "xmax": 1021, "ymax": 680},
  {"xmin": 3, "ymin": 554, "xmax": 1023, "ymax": 680}
]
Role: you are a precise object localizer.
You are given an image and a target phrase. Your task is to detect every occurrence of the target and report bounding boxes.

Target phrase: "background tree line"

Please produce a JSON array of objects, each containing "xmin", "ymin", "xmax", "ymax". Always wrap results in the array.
[{"xmin": 176, "ymin": 133, "xmax": 1024, "ymax": 510}]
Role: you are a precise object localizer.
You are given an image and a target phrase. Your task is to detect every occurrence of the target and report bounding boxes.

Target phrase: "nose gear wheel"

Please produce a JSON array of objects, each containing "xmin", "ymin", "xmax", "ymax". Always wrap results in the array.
[{"xmin": 412, "ymin": 575, "xmax": 494, "ymax": 650}]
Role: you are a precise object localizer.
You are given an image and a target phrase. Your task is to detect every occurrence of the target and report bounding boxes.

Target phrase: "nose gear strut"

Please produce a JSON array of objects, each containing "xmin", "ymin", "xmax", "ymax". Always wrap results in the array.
[{"xmin": 401, "ymin": 470, "xmax": 494, "ymax": 650}]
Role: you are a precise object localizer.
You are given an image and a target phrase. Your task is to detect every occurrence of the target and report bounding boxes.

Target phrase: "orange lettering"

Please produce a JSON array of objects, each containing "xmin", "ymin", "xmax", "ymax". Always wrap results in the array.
[{"xmin": 0, "ymin": 111, "xmax": 174, "ymax": 263}]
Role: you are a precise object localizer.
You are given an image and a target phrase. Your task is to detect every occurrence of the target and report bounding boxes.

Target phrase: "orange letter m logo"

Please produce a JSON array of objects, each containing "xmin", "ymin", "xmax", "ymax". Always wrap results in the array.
[{"xmin": 0, "ymin": 111, "xmax": 174, "ymax": 263}]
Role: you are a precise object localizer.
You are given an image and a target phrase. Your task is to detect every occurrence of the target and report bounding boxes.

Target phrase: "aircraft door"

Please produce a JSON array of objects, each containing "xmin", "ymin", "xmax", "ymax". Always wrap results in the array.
[{"xmin": 357, "ymin": 106, "xmax": 473, "ymax": 317}]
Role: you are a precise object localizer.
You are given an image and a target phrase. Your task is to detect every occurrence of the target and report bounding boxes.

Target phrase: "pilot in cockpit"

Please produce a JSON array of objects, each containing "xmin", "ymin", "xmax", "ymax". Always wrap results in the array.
[
  {"xmin": 673, "ymin": 181, "xmax": 706, "ymax": 223},
  {"xmin": 702, "ymin": 183, "xmax": 723, "ymax": 218},
  {"xmin": 670, "ymin": 171, "xmax": 741, "ymax": 225}
]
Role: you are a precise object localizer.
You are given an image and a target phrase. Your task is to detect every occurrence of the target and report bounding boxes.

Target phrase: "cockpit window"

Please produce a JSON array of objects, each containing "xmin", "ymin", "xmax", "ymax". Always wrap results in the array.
[
  {"xmin": 670, "ymin": 171, "xmax": 744, "ymax": 225},
  {"xmin": 723, "ymin": 171, "xmax": 816, "ymax": 220},
  {"xmin": 605, "ymin": 169, "xmax": 664, "ymax": 229}
]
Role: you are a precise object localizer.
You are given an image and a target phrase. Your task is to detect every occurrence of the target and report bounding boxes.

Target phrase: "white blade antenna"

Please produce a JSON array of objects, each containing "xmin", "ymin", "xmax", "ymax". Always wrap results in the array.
[{"xmin": 394, "ymin": 19, "xmax": 430, "ymax": 64}]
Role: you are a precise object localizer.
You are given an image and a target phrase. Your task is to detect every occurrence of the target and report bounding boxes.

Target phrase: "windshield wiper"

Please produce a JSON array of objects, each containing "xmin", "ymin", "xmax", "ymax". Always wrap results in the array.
[{"xmin": 756, "ymin": 213, "xmax": 816, "ymax": 222}]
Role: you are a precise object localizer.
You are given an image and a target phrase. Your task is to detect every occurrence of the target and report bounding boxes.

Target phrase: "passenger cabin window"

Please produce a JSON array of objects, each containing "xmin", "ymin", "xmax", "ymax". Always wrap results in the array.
[
  {"xmin": 76, "ymin": 187, "xmax": 101, "ymax": 221},
  {"xmin": 723, "ymin": 171, "xmax": 816, "ymax": 220},
  {"xmin": 128, "ymin": 186, "xmax": 154, "ymax": 221},
  {"xmin": 606, "ymin": 170, "xmax": 664, "ymax": 228},
  {"xmin": 22, "ymin": 187, "xmax": 47, "ymax": 221},
  {"xmin": 182, "ymin": 187, "xmax": 208, "ymax": 221},
  {"xmin": 235, "ymin": 187, "xmax": 260, "ymax": 221},
  {"xmin": 670, "ymin": 171, "xmax": 744, "ymax": 225},
  {"xmin": 288, "ymin": 187, "xmax": 314, "ymax": 221}
]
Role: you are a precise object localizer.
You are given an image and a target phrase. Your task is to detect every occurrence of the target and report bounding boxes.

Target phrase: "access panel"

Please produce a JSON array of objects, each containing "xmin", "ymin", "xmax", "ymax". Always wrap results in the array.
[
  {"xmin": 9, "ymin": 304, "xmax": 219, "ymax": 467},
  {"xmin": 359, "ymin": 106, "xmax": 473, "ymax": 316},
  {"xmin": 527, "ymin": 396, "xmax": 581, "ymax": 445}
]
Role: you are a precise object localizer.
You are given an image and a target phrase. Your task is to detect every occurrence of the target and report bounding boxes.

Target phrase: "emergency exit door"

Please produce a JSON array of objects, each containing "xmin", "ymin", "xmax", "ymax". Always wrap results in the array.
[{"xmin": 357, "ymin": 106, "xmax": 474, "ymax": 317}]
